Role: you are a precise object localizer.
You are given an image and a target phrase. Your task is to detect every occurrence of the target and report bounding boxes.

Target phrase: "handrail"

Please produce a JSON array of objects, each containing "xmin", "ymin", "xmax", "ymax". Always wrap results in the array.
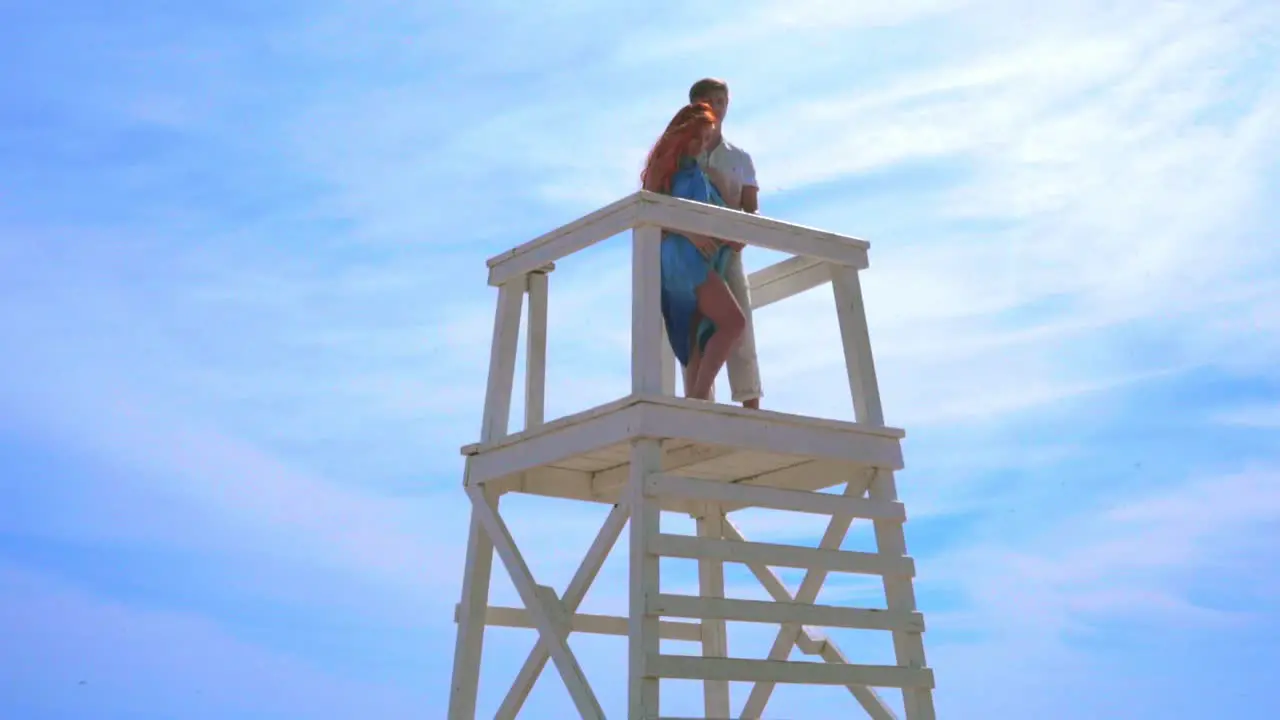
[{"xmin": 485, "ymin": 190, "xmax": 870, "ymax": 287}]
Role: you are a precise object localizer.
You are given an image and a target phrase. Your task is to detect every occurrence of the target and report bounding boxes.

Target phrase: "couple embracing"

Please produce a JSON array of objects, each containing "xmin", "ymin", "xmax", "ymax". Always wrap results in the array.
[{"xmin": 641, "ymin": 78, "xmax": 764, "ymax": 410}]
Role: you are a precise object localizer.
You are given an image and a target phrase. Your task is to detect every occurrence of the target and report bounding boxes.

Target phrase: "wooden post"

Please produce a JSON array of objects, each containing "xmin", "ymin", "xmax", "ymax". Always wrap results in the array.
[
  {"xmin": 830, "ymin": 266, "xmax": 884, "ymax": 426},
  {"xmin": 525, "ymin": 270, "xmax": 549, "ymax": 429},
  {"xmin": 632, "ymin": 225, "xmax": 664, "ymax": 395},
  {"xmin": 448, "ymin": 279, "xmax": 524, "ymax": 719},
  {"xmin": 629, "ymin": 438, "xmax": 663, "ymax": 718},
  {"xmin": 831, "ymin": 264, "xmax": 935, "ymax": 720},
  {"xmin": 695, "ymin": 506, "xmax": 731, "ymax": 718}
]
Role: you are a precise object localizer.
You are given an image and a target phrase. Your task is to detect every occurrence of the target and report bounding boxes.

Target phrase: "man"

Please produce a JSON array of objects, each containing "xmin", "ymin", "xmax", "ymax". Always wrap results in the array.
[{"xmin": 689, "ymin": 77, "xmax": 763, "ymax": 409}]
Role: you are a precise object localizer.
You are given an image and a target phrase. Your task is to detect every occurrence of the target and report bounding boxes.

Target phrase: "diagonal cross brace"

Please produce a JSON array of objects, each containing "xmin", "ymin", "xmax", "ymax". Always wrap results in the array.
[
  {"xmin": 722, "ymin": 517, "xmax": 896, "ymax": 720},
  {"xmin": 464, "ymin": 485, "xmax": 606, "ymax": 720},
  {"xmin": 733, "ymin": 469, "xmax": 897, "ymax": 720},
  {"xmin": 494, "ymin": 501, "xmax": 632, "ymax": 719}
]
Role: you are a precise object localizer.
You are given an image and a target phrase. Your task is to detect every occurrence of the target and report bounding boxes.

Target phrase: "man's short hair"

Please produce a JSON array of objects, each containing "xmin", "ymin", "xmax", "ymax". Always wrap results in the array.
[{"xmin": 689, "ymin": 78, "xmax": 729, "ymax": 102}]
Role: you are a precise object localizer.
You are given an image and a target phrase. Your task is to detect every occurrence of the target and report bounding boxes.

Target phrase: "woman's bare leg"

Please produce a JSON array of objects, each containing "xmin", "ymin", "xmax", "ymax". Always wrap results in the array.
[
  {"xmin": 688, "ymin": 273, "xmax": 745, "ymax": 400},
  {"xmin": 683, "ymin": 315, "xmax": 702, "ymax": 398}
]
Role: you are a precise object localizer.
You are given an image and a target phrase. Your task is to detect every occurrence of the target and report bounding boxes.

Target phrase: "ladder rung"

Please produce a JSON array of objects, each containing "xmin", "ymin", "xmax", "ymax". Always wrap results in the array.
[
  {"xmin": 650, "ymin": 533, "xmax": 915, "ymax": 577},
  {"xmin": 648, "ymin": 593, "xmax": 924, "ymax": 632},
  {"xmin": 647, "ymin": 472, "xmax": 906, "ymax": 520},
  {"xmin": 647, "ymin": 654, "xmax": 935, "ymax": 689}
]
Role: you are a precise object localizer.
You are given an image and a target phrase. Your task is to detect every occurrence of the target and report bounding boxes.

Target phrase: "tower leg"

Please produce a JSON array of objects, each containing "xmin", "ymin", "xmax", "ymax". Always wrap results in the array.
[
  {"xmin": 695, "ymin": 505, "xmax": 731, "ymax": 718},
  {"xmin": 831, "ymin": 264, "xmax": 935, "ymax": 719},
  {"xmin": 869, "ymin": 469, "xmax": 935, "ymax": 720},
  {"xmin": 448, "ymin": 473, "xmax": 497, "ymax": 720},
  {"xmin": 628, "ymin": 438, "xmax": 663, "ymax": 719}
]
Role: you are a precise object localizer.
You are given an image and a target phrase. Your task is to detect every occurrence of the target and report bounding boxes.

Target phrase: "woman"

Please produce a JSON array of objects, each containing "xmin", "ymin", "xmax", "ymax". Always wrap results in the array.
[{"xmin": 641, "ymin": 102, "xmax": 746, "ymax": 401}]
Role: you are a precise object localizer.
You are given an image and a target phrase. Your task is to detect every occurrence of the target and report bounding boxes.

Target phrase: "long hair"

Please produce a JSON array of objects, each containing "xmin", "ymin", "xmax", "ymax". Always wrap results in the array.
[{"xmin": 641, "ymin": 102, "xmax": 717, "ymax": 194}]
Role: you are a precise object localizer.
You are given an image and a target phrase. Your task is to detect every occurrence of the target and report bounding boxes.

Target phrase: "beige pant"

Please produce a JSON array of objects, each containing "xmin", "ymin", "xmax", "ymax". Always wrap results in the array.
[{"xmin": 718, "ymin": 248, "xmax": 762, "ymax": 403}]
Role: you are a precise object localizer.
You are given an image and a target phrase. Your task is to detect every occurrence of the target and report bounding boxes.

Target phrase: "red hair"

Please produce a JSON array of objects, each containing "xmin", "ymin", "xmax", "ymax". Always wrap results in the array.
[{"xmin": 641, "ymin": 102, "xmax": 717, "ymax": 194}]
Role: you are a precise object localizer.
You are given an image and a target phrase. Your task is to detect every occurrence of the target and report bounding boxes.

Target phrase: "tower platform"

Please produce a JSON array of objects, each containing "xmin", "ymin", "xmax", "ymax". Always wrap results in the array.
[{"xmin": 447, "ymin": 190, "xmax": 937, "ymax": 720}]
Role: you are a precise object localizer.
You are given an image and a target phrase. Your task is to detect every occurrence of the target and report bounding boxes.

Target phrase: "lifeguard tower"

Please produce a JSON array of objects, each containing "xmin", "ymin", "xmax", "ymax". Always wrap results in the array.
[{"xmin": 447, "ymin": 190, "xmax": 937, "ymax": 719}]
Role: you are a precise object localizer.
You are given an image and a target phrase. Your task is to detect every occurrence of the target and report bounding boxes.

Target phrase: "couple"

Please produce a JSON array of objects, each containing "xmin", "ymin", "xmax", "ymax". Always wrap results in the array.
[{"xmin": 642, "ymin": 78, "xmax": 763, "ymax": 409}]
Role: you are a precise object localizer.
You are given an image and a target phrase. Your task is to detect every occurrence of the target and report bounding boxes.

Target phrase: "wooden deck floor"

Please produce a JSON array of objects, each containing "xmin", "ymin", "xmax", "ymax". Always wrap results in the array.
[{"xmin": 462, "ymin": 394, "xmax": 905, "ymax": 507}]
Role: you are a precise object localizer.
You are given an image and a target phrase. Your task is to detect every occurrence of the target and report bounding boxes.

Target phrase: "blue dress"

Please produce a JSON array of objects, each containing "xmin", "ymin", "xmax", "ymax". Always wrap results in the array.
[{"xmin": 661, "ymin": 157, "xmax": 732, "ymax": 367}]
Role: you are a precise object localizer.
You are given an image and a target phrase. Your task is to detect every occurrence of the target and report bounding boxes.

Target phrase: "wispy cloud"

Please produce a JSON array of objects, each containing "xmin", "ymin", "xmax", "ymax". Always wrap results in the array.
[{"xmin": 2, "ymin": 0, "xmax": 1278, "ymax": 717}]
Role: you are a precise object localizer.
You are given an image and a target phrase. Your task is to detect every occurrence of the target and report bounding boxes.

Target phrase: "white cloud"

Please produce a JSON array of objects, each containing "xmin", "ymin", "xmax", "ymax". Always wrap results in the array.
[{"xmin": 923, "ymin": 465, "xmax": 1280, "ymax": 636}]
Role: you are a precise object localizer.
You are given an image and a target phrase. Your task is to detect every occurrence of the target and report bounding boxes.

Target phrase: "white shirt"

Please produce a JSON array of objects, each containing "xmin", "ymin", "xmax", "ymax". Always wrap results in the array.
[{"xmin": 697, "ymin": 137, "xmax": 757, "ymax": 207}]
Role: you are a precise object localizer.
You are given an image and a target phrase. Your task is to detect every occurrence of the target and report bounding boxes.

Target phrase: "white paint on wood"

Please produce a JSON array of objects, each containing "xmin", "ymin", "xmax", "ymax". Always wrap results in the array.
[
  {"xmin": 749, "ymin": 255, "xmax": 833, "ymax": 309},
  {"xmin": 831, "ymin": 265, "xmax": 885, "ymax": 426},
  {"xmin": 650, "ymin": 533, "xmax": 914, "ymax": 577},
  {"xmin": 484, "ymin": 190, "xmax": 871, "ymax": 286},
  {"xmin": 486, "ymin": 194, "xmax": 639, "ymax": 286},
  {"xmin": 446, "ymin": 470, "xmax": 497, "ymax": 720},
  {"xmin": 632, "ymin": 225, "xmax": 665, "ymax": 395},
  {"xmin": 694, "ymin": 507, "xmax": 730, "ymax": 718},
  {"xmin": 628, "ymin": 439, "xmax": 663, "ymax": 719},
  {"xmin": 647, "ymin": 473, "xmax": 907, "ymax": 520},
  {"xmin": 494, "ymin": 501, "xmax": 631, "ymax": 720},
  {"xmin": 870, "ymin": 469, "xmax": 937, "ymax": 720},
  {"xmin": 463, "ymin": 485, "xmax": 605, "ymax": 719},
  {"xmin": 649, "ymin": 594, "xmax": 924, "ymax": 633},
  {"xmin": 464, "ymin": 395, "xmax": 905, "ymax": 487},
  {"xmin": 471, "ymin": 605, "xmax": 703, "ymax": 642},
  {"xmin": 741, "ymin": 470, "xmax": 878, "ymax": 718},
  {"xmin": 722, "ymin": 518, "xmax": 897, "ymax": 720},
  {"xmin": 636, "ymin": 400, "xmax": 905, "ymax": 470},
  {"xmin": 524, "ymin": 270, "xmax": 549, "ymax": 430},
  {"xmin": 636, "ymin": 191, "xmax": 870, "ymax": 268},
  {"xmin": 481, "ymin": 280, "xmax": 525, "ymax": 443},
  {"xmin": 648, "ymin": 655, "xmax": 935, "ymax": 690}
]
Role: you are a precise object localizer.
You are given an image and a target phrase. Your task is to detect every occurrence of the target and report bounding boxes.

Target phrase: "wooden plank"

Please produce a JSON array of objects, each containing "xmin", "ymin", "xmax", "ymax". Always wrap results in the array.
[
  {"xmin": 464, "ymin": 486, "xmax": 605, "ymax": 719},
  {"xmin": 494, "ymin": 501, "xmax": 631, "ymax": 720},
  {"xmin": 647, "ymin": 473, "xmax": 907, "ymax": 521},
  {"xmin": 694, "ymin": 508, "xmax": 730, "ymax": 718},
  {"xmin": 649, "ymin": 594, "xmax": 924, "ymax": 632},
  {"xmin": 632, "ymin": 224, "xmax": 664, "ymax": 395},
  {"xmin": 487, "ymin": 193, "xmax": 641, "ymax": 286},
  {"xmin": 524, "ymin": 270, "xmax": 549, "ymax": 430},
  {"xmin": 650, "ymin": 534, "xmax": 914, "ymax": 577},
  {"xmin": 590, "ymin": 442, "xmax": 737, "ymax": 494},
  {"xmin": 831, "ymin": 265, "xmax": 885, "ymax": 426},
  {"xmin": 648, "ymin": 655, "xmax": 935, "ymax": 690},
  {"xmin": 735, "ymin": 459, "xmax": 855, "ymax": 494},
  {"xmin": 474, "ymin": 606, "xmax": 702, "ymax": 643},
  {"xmin": 741, "ymin": 470, "xmax": 876, "ymax": 717},
  {"xmin": 467, "ymin": 404, "xmax": 642, "ymax": 485},
  {"xmin": 870, "ymin": 469, "xmax": 937, "ymax": 720},
  {"xmin": 749, "ymin": 255, "xmax": 833, "ymax": 309},
  {"xmin": 447, "ymin": 473, "xmax": 497, "ymax": 720},
  {"xmin": 721, "ymin": 517, "xmax": 896, "ymax": 719},
  {"xmin": 481, "ymin": 280, "xmax": 525, "ymax": 442},
  {"xmin": 638, "ymin": 394, "xmax": 905, "ymax": 439},
  {"xmin": 636, "ymin": 400, "xmax": 905, "ymax": 469},
  {"xmin": 629, "ymin": 440, "xmax": 663, "ymax": 718},
  {"xmin": 463, "ymin": 393, "xmax": 905, "ymax": 456},
  {"xmin": 637, "ymin": 191, "xmax": 870, "ymax": 268}
]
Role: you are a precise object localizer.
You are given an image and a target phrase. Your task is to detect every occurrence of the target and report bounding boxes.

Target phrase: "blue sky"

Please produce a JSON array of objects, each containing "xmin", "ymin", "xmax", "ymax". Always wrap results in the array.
[{"xmin": 2, "ymin": 0, "xmax": 1279, "ymax": 717}]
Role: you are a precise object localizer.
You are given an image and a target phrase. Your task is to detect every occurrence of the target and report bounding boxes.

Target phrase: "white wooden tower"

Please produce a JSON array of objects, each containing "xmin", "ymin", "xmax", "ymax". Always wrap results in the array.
[{"xmin": 447, "ymin": 190, "xmax": 937, "ymax": 720}]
